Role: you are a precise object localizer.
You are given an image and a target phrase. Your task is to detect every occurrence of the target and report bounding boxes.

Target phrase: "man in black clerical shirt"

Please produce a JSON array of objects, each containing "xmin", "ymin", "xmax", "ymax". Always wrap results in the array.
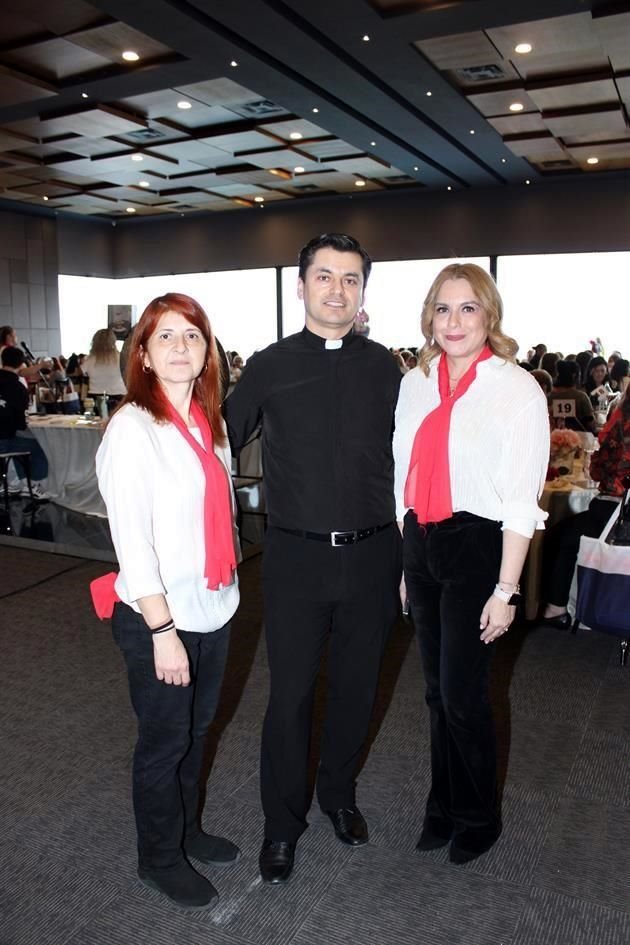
[{"xmin": 225, "ymin": 233, "xmax": 402, "ymax": 884}]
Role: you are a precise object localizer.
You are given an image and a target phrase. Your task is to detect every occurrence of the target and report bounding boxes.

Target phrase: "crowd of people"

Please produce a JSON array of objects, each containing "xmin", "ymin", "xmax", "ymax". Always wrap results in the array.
[{"xmin": 3, "ymin": 236, "xmax": 628, "ymax": 913}]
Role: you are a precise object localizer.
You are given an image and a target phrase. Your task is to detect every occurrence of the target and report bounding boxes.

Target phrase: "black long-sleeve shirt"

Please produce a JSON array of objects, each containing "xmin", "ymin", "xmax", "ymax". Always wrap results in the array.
[
  {"xmin": 224, "ymin": 327, "xmax": 402, "ymax": 532},
  {"xmin": 0, "ymin": 369, "xmax": 28, "ymax": 438}
]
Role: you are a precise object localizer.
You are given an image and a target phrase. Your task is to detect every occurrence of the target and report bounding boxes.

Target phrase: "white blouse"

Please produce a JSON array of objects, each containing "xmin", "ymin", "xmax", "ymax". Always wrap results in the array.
[
  {"xmin": 96, "ymin": 403, "xmax": 239, "ymax": 632},
  {"xmin": 393, "ymin": 355, "xmax": 550, "ymax": 538},
  {"xmin": 83, "ymin": 355, "xmax": 126, "ymax": 396}
]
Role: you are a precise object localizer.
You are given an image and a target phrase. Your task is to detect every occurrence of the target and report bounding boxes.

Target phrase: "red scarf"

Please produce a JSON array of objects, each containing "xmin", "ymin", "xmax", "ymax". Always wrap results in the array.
[
  {"xmin": 404, "ymin": 346, "xmax": 493, "ymax": 524},
  {"xmin": 167, "ymin": 399, "xmax": 237, "ymax": 591}
]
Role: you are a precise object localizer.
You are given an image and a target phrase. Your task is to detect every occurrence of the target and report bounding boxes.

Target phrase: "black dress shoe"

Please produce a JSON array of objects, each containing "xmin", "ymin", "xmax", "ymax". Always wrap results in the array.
[
  {"xmin": 138, "ymin": 862, "xmax": 218, "ymax": 908},
  {"xmin": 539, "ymin": 612, "xmax": 571, "ymax": 630},
  {"xmin": 449, "ymin": 825, "xmax": 502, "ymax": 865},
  {"xmin": 326, "ymin": 806, "xmax": 369, "ymax": 846},
  {"xmin": 259, "ymin": 839, "xmax": 295, "ymax": 884},
  {"xmin": 185, "ymin": 832, "xmax": 241, "ymax": 867},
  {"xmin": 415, "ymin": 816, "xmax": 452, "ymax": 852}
]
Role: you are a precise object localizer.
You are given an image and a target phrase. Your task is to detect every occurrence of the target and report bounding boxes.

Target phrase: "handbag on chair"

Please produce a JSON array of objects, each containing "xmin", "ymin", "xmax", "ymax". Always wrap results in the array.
[{"xmin": 573, "ymin": 502, "xmax": 630, "ymax": 664}]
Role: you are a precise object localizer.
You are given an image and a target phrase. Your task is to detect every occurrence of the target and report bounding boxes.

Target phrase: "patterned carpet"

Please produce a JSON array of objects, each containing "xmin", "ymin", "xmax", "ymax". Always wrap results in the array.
[{"xmin": 0, "ymin": 545, "xmax": 628, "ymax": 945}]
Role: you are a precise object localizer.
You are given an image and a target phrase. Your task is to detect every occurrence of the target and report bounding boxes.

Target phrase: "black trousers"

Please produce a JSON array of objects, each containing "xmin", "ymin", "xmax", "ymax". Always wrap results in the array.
[
  {"xmin": 543, "ymin": 496, "xmax": 618, "ymax": 608},
  {"xmin": 260, "ymin": 524, "xmax": 401, "ymax": 843},
  {"xmin": 403, "ymin": 510, "xmax": 502, "ymax": 841},
  {"xmin": 112, "ymin": 603, "xmax": 230, "ymax": 871}
]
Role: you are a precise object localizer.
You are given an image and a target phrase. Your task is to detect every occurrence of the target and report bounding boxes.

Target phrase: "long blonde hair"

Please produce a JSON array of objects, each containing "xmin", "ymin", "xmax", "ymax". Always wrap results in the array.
[
  {"xmin": 89, "ymin": 328, "xmax": 118, "ymax": 364},
  {"xmin": 417, "ymin": 263, "xmax": 518, "ymax": 376}
]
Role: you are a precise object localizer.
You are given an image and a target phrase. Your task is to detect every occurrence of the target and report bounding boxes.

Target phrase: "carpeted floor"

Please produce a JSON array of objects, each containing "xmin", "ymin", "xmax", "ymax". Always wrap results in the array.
[{"xmin": 0, "ymin": 545, "xmax": 628, "ymax": 945}]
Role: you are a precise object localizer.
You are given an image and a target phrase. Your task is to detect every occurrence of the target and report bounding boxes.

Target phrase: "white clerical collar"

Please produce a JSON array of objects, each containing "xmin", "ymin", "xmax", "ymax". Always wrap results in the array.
[{"xmin": 325, "ymin": 339, "xmax": 343, "ymax": 350}]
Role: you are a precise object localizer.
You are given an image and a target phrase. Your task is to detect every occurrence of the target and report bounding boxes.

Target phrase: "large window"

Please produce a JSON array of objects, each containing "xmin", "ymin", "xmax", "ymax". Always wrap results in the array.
[
  {"xmin": 497, "ymin": 253, "xmax": 630, "ymax": 358},
  {"xmin": 59, "ymin": 269, "xmax": 277, "ymax": 360},
  {"xmin": 281, "ymin": 257, "xmax": 490, "ymax": 348}
]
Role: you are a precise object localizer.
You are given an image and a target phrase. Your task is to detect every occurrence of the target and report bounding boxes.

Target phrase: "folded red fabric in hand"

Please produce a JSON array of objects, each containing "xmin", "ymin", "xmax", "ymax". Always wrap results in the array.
[{"xmin": 90, "ymin": 571, "xmax": 121, "ymax": 619}]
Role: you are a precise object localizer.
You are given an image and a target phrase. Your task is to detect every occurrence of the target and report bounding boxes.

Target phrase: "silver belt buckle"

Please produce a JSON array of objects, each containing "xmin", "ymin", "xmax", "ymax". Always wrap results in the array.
[{"xmin": 330, "ymin": 530, "xmax": 356, "ymax": 546}]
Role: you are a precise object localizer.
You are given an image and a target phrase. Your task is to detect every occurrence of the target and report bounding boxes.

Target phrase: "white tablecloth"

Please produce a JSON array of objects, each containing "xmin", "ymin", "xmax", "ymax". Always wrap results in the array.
[{"xmin": 29, "ymin": 417, "xmax": 106, "ymax": 517}]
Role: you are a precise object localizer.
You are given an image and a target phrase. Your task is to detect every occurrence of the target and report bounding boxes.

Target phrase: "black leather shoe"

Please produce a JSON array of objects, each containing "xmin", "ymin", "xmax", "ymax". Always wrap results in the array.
[
  {"xmin": 416, "ymin": 816, "xmax": 452, "ymax": 852},
  {"xmin": 326, "ymin": 806, "xmax": 369, "ymax": 846},
  {"xmin": 138, "ymin": 862, "xmax": 218, "ymax": 908},
  {"xmin": 539, "ymin": 612, "xmax": 571, "ymax": 630},
  {"xmin": 449, "ymin": 825, "xmax": 502, "ymax": 865},
  {"xmin": 259, "ymin": 839, "xmax": 295, "ymax": 884},
  {"xmin": 185, "ymin": 832, "xmax": 241, "ymax": 867}
]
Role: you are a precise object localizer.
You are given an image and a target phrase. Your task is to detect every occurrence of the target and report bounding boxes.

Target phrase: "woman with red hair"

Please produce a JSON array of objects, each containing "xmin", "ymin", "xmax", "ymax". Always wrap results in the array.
[{"xmin": 96, "ymin": 293, "xmax": 239, "ymax": 909}]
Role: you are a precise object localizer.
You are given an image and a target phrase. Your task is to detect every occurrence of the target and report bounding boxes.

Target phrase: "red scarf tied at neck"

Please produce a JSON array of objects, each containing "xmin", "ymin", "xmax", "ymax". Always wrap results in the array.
[
  {"xmin": 167, "ymin": 398, "xmax": 237, "ymax": 590},
  {"xmin": 404, "ymin": 345, "xmax": 493, "ymax": 524}
]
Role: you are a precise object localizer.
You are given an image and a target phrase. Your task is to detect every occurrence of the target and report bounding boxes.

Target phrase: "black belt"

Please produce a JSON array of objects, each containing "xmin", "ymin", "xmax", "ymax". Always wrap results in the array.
[{"xmin": 275, "ymin": 522, "xmax": 393, "ymax": 547}]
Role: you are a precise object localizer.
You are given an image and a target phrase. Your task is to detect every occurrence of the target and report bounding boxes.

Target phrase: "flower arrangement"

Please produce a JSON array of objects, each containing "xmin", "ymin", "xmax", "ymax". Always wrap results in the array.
[{"xmin": 550, "ymin": 429, "xmax": 581, "ymax": 453}]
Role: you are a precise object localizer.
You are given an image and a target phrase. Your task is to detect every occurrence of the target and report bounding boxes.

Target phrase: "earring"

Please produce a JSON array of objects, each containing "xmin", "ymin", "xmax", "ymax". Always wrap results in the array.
[{"xmin": 142, "ymin": 363, "xmax": 151, "ymax": 374}]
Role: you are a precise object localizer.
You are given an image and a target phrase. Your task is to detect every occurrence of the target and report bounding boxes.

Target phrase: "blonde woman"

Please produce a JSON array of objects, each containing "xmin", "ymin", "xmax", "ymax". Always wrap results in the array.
[
  {"xmin": 83, "ymin": 328, "xmax": 126, "ymax": 399},
  {"xmin": 393, "ymin": 264, "xmax": 549, "ymax": 864}
]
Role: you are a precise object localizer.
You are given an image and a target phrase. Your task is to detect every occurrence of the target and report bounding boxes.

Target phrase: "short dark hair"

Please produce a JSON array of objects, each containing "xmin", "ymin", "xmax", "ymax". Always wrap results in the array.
[
  {"xmin": 1, "ymin": 346, "xmax": 25, "ymax": 369},
  {"xmin": 298, "ymin": 233, "xmax": 371, "ymax": 284},
  {"xmin": 555, "ymin": 359, "xmax": 580, "ymax": 387}
]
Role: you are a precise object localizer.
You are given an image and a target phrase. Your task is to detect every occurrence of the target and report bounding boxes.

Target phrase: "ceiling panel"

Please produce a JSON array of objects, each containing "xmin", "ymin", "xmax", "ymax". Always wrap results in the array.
[
  {"xmin": 67, "ymin": 21, "xmax": 173, "ymax": 63},
  {"xmin": 0, "ymin": 37, "xmax": 109, "ymax": 81},
  {"xmin": 542, "ymin": 107, "xmax": 628, "ymax": 139},
  {"xmin": 527, "ymin": 78, "xmax": 619, "ymax": 112}
]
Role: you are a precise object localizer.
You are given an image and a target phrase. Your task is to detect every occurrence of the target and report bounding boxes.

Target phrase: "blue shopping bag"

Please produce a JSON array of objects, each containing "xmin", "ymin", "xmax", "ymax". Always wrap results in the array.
[{"xmin": 575, "ymin": 504, "xmax": 630, "ymax": 637}]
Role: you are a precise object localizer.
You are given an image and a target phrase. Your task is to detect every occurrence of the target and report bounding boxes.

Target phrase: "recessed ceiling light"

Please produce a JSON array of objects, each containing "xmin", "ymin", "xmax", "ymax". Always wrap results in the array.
[
  {"xmin": 509, "ymin": 102, "xmax": 524, "ymax": 112},
  {"xmin": 126, "ymin": 206, "xmax": 136, "ymax": 213},
  {"xmin": 514, "ymin": 43, "xmax": 532, "ymax": 54},
  {"xmin": 370, "ymin": 141, "xmax": 376, "ymax": 146},
  {"xmin": 469, "ymin": 129, "xmax": 475, "ymax": 135},
  {"xmin": 312, "ymin": 107, "xmax": 319, "ymax": 114},
  {"xmin": 81, "ymin": 92, "xmax": 89, "ymax": 99},
  {"xmin": 139, "ymin": 180, "xmax": 150, "ymax": 187},
  {"xmin": 501, "ymin": 158, "xmax": 507, "ymax": 163},
  {"xmin": 362, "ymin": 34, "xmax": 370, "ymax": 42},
  {"xmin": 254, "ymin": 195, "xmax": 265, "ymax": 203},
  {"xmin": 131, "ymin": 154, "xmax": 143, "ymax": 162},
  {"xmin": 43, "ymin": 195, "xmax": 49, "ymax": 201},
  {"xmin": 177, "ymin": 100, "xmax": 192, "ymax": 110},
  {"xmin": 587, "ymin": 156, "xmax": 599, "ymax": 165},
  {"xmin": 289, "ymin": 132, "xmax": 303, "ymax": 140},
  {"xmin": 122, "ymin": 50, "xmax": 139, "ymax": 62},
  {"xmin": 426, "ymin": 91, "xmax": 432, "ymax": 97},
  {"xmin": 525, "ymin": 179, "xmax": 531, "ymax": 185},
  {"xmin": 447, "ymin": 186, "xmax": 452, "ymax": 191},
  {"xmin": 230, "ymin": 60, "xmax": 238, "ymax": 67},
  {"xmin": 294, "ymin": 166, "xmax": 305, "ymax": 174},
  {"xmin": 413, "ymin": 166, "xmax": 419, "ymax": 171},
  {"xmin": 355, "ymin": 179, "xmax": 366, "ymax": 187}
]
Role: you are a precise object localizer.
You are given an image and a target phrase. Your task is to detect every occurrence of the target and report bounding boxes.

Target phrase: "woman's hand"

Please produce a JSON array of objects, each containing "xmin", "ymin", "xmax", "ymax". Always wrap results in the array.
[
  {"xmin": 152, "ymin": 629, "xmax": 190, "ymax": 685},
  {"xmin": 479, "ymin": 595, "xmax": 515, "ymax": 644}
]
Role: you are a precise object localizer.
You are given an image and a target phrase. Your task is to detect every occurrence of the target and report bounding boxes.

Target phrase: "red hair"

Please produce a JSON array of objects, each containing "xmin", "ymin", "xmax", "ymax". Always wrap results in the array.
[{"xmin": 118, "ymin": 293, "xmax": 225, "ymax": 445}]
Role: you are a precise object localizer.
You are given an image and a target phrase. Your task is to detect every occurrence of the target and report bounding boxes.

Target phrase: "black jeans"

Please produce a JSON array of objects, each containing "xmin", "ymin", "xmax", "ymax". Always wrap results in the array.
[
  {"xmin": 112, "ymin": 603, "xmax": 230, "ymax": 871},
  {"xmin": 403, "ymin": 510, "xmax": 502, "ymax": 841},
  {"xmin": 260, "ymin": 523, "xmax": 401, "ymax": 842}
]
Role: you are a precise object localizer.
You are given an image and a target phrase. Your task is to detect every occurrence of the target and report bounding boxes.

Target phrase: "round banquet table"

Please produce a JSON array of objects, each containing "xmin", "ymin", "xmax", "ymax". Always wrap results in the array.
[{"xmin": 28, "ymin": 416, "xmax": 107, "ymax": 517}]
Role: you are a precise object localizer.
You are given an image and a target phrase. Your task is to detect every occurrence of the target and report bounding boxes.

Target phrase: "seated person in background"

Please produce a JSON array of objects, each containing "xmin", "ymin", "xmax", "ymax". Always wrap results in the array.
[
  {"xmin": 540, "ymin": 352, "xmax": 561, "ymax": 381},
  {"xmin": 0, "ymin": 347, "xmax": 50, "ymax": 501},
  {"xmin": 531, "ymin": 368, "xmax": 553, "ymax": 397},
  {"xmin": 584, "ymin": 356, "xmax": 611, "ymax": 407},
  {"xmin": 609, "ymin": 358, "xmax": 629, "ymax": 397},
  {"xmin": 541, "ymin": 394, "xmax": 630, "ymax": 628},
  {"xmin": 549, "ymin": 360, "xmax": 595, "ymax": 432},
  {"xmin": 0, "ymin": 325, "xmax": 43, "ymax": 381}
]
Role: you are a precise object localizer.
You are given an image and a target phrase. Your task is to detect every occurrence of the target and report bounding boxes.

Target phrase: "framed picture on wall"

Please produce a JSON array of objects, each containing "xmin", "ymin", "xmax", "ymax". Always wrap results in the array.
[{"xmin": 108, "ymin": 304, "xmax": 135, "ymax": 340}]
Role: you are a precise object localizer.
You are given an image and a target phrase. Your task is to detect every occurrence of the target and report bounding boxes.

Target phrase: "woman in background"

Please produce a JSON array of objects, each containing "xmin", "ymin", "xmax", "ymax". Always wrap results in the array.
[
  {"xmin": 83, "ymin": 328, "xmax": 126, "ymax": 404},
  {"xmin": 96, "ymin": 293, "xmax": 239, "ymax": 909}
]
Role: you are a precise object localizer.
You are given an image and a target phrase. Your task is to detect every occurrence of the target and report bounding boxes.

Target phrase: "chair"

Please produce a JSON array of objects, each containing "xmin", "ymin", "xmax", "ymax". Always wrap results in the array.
[{"xmin": 0, "ymin": 451, "xmax": 33, "ymax": 512}]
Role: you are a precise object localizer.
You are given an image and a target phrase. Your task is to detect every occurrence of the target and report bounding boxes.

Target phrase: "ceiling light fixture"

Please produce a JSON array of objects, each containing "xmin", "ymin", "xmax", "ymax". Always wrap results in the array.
[
  {"xmin": 254, "ymin": 196, "xmax": 265, "ymax": 203},
  {"xmin": 362, "ymin": 34, "xmax": 370, "ymax": 42},
  {"xmin": 514, "ymin": 43, "xmax": 532, "ymax": 54},
  {"xmin": 43, "ymin": 195, "xmax": 49, "ymax": 201},
  {"xmin": 525, "ymin": 179, "xmax": 531, "ymax": 185},
  {"xmin": 355, "ymin": 179, "xmax": 366, "ymax": 187},
  {"xmin": 509, "ymin": 102, "xmax": 524, "ymax": 112},
  {"xmin": 312, "ymin": 107, "xmax": 319, "ymax": 113},
  {"xmin": 122, "ymin": 50, "xmax": 140, "ymax": 62},
  {"xmin": 413, "ymin": 166, "xmax": 419, "ymax": 171},
  {"xmin": 177, "ymin": 100, "xmax": 192, "ymax": 110},
  {"xmin": 126, "ymin": 206, "xmax": 137, "ymax": 213},
  {"xmin": 447, "ymin": 186, "xmax": 452, "ymax": 191},
  {"xmin": 131, "ymin": 154, "xmax": 143, "ymax": 162},
  {"xmin": 289, "ymin": 132, "xmax": 303, "ymax": 140},
  {"xmin": 501, "ymin": 158, "xmax": 507, "ymax": 163},
  {"xmin": 469, "ymin": 129, "xmax": 476, "ymax": 135},
  {"xmin": 587, "ymin": 156, "xmax": 599, "ymax": 165},
  {"xmin": 426, "ymin": 91, "xmax": 432, "ymax": 97},
  {"xmin": 294, "ymin": 166, "xmax": 305, "ymax": 174},
  {"xmin": 81, "ymin": 92, "xmax": 89, "ymax": 99},
  {"xmin": 139, "ymin": 180, "xmax": 150, "ymax": 187},
  {"xmin": 370, "ymin": 141, "xmax": 376, "ymax": 146},
  {"xmin": 230, "ymin": 60, "xmax": 238, "ymax": 67}
]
